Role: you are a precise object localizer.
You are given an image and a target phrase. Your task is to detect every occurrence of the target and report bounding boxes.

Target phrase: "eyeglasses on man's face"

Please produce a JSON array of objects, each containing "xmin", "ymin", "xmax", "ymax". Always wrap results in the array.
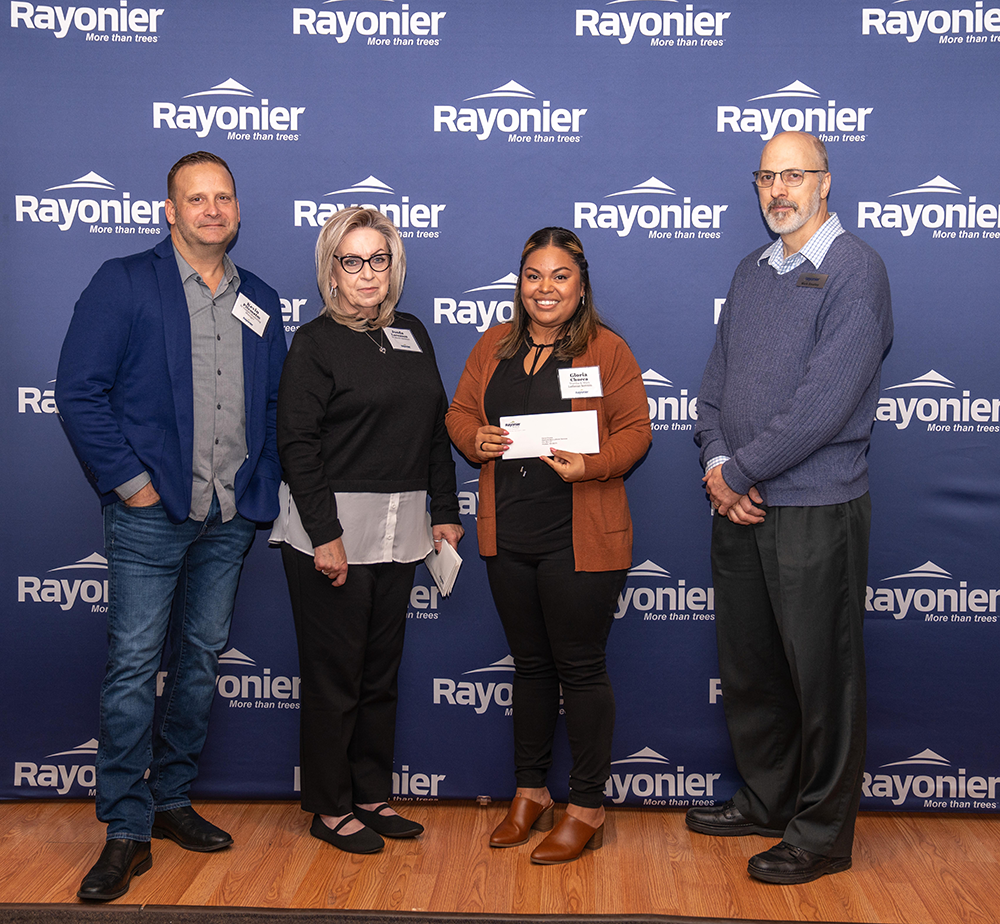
[
  {"xmin": 753, "ymin": 169, "xmax": 827, "ymax": 188},
  {"xmin": 333, "ymin": 252, "xmax": 392, "ymax": 274}
]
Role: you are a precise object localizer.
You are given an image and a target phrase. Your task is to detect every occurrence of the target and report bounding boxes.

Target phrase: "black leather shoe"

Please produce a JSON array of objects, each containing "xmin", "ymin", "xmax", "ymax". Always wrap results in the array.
[
  {"xmin": 77, "ymin": 839, "xmax": 152, "ymax": 901},
  {"xmin": 748, "ymin": 840, "xmax": 852, "ymax": 884},
  {"xmin": 353, "ymin": 803, "xmax": 424, "ymax": 838},
  {"xmin": 152, "ymin": 806, "xmax": 233, "ymax": 852},
  {"xmin": 685, "ymin": 800, "xmax": 785, "ymax": 837},
  {"xmin": 310, "ymin": 814, "xmax": 384, "ymax": 854}
]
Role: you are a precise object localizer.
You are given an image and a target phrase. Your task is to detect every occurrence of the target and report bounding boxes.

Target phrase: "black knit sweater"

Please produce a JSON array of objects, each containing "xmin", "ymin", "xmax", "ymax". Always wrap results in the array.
[{"xmin": 277, "ymin": 311, "xmax": 460, "ymax": 548}]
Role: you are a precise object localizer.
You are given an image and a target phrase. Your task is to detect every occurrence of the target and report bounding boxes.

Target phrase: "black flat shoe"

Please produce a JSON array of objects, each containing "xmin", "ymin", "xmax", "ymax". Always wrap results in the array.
[
  {"xmin": 685, "ymin": 800, "xmax": 785, "ymax": 838},
  {"xmin": 77, "ymin": 839, "xmax": 152, "ymax": 901},
  {"xmin": 310, "ymin": 814, "xmax": 384, "ymax": 854},
  {"xmin": 353, "ymin": 803, "xmax": 424, "ymax": 838},
  {"xmin": 748, "ymin": 840, "xmax": 852, "ymax": 884},
  {"xmin": 152, "ymin": 806, "xmax": 233, "ymax": 852}
]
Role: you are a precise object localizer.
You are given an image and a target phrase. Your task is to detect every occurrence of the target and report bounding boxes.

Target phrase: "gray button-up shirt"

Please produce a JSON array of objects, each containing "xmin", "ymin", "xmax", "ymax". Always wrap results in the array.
[{"xmin": 175, "ymin": 247, "xmax": 247, "ymax": 522}]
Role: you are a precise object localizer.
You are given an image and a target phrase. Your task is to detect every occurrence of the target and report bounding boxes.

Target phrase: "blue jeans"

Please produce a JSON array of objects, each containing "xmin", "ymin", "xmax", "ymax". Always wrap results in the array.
[{"xmin": 97, "ymin": 493, "xmax": 256, "ymax": 840}]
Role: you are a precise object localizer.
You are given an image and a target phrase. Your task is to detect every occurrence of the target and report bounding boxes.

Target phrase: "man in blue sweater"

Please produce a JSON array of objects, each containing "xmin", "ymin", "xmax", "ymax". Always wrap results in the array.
[{"xmin": 689, "ymin": 132, "xmax": 892, "ymax": 883}]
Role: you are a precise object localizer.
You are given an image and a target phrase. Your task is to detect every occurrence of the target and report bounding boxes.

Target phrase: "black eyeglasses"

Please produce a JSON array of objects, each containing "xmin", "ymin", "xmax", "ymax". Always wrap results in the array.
[
  {"xmin": 333, "ymin": 252, "xmax": 392, "ymax": 274},
  {"xmin": 752, "ymin": 169, "xmax": 827, "ymax": 188}
]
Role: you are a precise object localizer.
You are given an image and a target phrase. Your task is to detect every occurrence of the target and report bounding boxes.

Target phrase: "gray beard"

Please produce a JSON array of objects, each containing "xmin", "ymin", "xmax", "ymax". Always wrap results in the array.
[{"xmin": 763, "ymin": 184, "xmax": 821, "ymax": 236}]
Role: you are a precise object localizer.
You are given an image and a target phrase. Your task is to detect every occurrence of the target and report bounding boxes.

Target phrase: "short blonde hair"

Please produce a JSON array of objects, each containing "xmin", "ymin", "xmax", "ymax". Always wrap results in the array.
[{"xmin": 315, "ymin": 207, "xmax": 407, "ymax": 330}]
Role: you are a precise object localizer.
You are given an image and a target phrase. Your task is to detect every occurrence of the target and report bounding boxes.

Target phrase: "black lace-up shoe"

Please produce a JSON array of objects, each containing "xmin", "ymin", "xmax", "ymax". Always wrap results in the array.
[
  {"xmin": 685, "ymin": 800, "xmax": 785, "ymax": 837},
  {"xmin": 749, "ymin": 840, "xmax": 852, "ymax": 884}
]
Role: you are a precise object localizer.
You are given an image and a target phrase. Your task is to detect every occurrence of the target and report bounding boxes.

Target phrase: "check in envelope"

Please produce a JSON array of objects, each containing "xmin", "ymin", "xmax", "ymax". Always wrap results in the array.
[{"xmin": 498, "ymin": 410, "xmax": 600, "ymax": 460}]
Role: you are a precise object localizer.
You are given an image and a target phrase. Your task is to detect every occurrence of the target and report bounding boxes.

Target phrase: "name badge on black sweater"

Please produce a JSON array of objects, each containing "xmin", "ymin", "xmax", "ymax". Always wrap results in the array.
[
  {"xmin": 386, "ymin": 327, "xmax": 422, "ymax": 352},
  {"xmin": 797, "ymin": 272, "xmax": 829, "ymax": 289}
]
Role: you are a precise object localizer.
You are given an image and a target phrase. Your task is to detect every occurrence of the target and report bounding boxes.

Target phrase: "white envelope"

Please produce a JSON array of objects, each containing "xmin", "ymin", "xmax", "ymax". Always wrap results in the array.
[
  {"xmin": 499, "ymin": 410, "xmax": 600, "ymax": 460},
  {"xmin": 424, "ymin": 538, "xmax": 462, "ymax": 596}
]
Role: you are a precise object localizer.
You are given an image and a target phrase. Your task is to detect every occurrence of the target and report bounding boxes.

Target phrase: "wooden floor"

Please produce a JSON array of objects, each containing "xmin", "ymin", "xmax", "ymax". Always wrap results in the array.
[{"xmin": 1, "ymin": 799, "xmax": 998, "ymax": 922}]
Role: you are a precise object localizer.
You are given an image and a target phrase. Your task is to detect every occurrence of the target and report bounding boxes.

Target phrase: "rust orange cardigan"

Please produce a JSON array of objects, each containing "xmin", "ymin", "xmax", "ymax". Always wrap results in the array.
[{"xmin": 446, "ymin": 324, "xmax": 651, "ymax": 572}]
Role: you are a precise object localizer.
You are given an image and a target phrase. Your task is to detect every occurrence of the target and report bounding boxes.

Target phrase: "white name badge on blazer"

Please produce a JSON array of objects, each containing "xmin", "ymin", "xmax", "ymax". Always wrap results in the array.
[
  {"xmin": 559, "ymin": 366, "xmax": 603, "ymax": 399},
  {"xmin": 386, "ymin": 327, "xmax": 422, "ymax": 352},
  {"xmin": 232, "ymin": 293, "xmax": 269, "ymax": 336}
]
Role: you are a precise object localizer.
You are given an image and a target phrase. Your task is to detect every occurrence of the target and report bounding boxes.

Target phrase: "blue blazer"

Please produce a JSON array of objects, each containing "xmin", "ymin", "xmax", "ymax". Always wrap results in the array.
[{"xmin": 56, "ymin": 236, "xmax": 287, "ymax": 524}]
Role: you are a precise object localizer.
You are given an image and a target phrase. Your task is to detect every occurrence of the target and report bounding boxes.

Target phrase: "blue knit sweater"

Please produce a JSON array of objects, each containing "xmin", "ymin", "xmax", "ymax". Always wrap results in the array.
[{"xmin": 695, "ymin": 231, "xmax": 893, "ymax": 507}]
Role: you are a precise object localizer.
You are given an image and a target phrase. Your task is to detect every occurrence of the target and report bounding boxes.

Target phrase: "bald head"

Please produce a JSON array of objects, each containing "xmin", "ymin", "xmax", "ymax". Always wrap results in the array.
[{"xmin": 760, "ymin": 131, "xmax": 828, "ymax": 173}]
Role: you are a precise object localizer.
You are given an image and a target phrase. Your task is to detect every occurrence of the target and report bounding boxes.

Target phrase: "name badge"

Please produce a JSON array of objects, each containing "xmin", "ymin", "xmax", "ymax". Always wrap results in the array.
[
  {"xmin": 559, "ymin": 366, "xmax": 603, "ymax": 399},
  {"xmin": 232, "ymin": 293, "xmax": 269, "ymax": 336},
  {"xmin": 385, "ymin": 327, "xmax": 422, "ymax": 352},
  {"xmin": 797, "ymin": 272, "xmax": 829, "ymax": 289}
]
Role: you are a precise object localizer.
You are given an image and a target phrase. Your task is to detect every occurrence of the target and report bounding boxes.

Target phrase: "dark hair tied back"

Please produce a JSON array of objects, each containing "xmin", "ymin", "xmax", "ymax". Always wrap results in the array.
[{"xmin": 496, "ymin": 226, "xmax": 603, "ymax": 360}]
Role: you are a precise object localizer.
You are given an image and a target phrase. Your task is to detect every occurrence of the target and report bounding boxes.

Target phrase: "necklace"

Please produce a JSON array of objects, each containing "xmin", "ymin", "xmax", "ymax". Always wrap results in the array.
[
  {"xmin": 524, "ymin": 332, "xmax": 562, "ymax": 377},
  {"xmin": 364, "ymin": 326, "xmax": 386, "ymax": 354}
]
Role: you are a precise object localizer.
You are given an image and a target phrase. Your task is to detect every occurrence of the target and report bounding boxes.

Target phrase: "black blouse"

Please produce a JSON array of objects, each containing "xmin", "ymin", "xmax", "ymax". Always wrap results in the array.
[{"xmin": 484, "ymin": 338, "xmax": 573, "ymax": 554}]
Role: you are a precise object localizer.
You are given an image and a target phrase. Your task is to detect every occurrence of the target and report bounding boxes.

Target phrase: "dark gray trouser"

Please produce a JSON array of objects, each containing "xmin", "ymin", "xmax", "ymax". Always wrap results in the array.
[{"xmin": 711, "ymin": 494, "xmax": 870, "ymax": 858}]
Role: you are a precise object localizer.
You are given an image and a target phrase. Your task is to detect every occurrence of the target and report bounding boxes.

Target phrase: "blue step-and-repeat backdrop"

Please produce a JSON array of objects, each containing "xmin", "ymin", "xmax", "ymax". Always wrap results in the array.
[{"xmin": 3, "ymin": 0, "xmax": 999, "ymax": 815}]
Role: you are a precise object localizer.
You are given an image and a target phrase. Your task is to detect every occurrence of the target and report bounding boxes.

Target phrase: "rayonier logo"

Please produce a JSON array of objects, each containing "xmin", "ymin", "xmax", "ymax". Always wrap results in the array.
[
  {"xmin": 876, "ymin": 370, "xmax": 1000, "ymax": 432},
  {"xmin": 575, "ymin": 177, "xmax": 728, "ymax": 239},
  {"xmin": 717, "ymin": 80, "xmax": 873, "ymax": 142},
  {"xmin": 407, "ymin": 579, "xmax": 443, "ymax": 620},
  {"xmin": 17, "ymin": 553, "xmax": 108, "ymax": 612},
  {"xmin": 433, "ymin": 273, "xmax": 516, "ymax": 331},
  {"xmin": 213, "ymin": 648, "xmax": 300, "ymax": 709},
  {"xmin": 432, "ymin": 655, "xmax": 514, "ymax": 715},
  {"xmin": 292, "ymin": 1, "xmax": 446, "ymax": 44},
  {"xmin": 866, "ymin": 561, "xmax": 999, "ymax": 623},
  {"xmin": 152, "ymin": 78, "xmax": 305, "ymax": 140},
  {"xmin": 863, "ymin": 749, "xmax": 999, "ymax": 809},
  {"xmin": 862, "ymin": 2, "xmax": 1000, "ymax": 44},
  {"xmin": 433, "ymin": 80, "xmax": 587, "ymax": 143},
  {"xmin": 392, "ymin": 764, "xmax": 447, "ymax": 798},
  {"xmin": 294, "ymin": 175, "xmax": 445, "ymax": 236},
  {"xmin": 296, "ymin": 760, "xmax": 448, "ymax": 798},
  {"xmin": 643, "ymin": 370, "xmax": 697, "ymax": 433},
  {"xmin": 280, "ymin": 295, "xmax": 310, "ymax": 333},
  {"xmin": 456, "ymin": 477, "xmax": 480, "ymax": 519},
  {"xmin": 13, "ymin": 739, "xmax": 98, "ymax": 795},
  {"xmin": 615, "ymin": 560, "xmax": 715, "ymax": 621},
  {"xmin": 9, "ymin": 1, "xmax": 164, "ymax": 40},
  {"xmin": 575, "ymin": 1, "xmax": 732, "ymax": 46},
  {"xmin": 605, "ymin": 746, "xmax": 723, "ymax": 805},
  {"xmin": 18, "ymin": 380, "xmax": 57, "ymax": 413},
  {"xmin": 15, "ymin": 171, "xmax": 165, "ymax": 233},
  {"xmin": 858, "ymin": 176, "xmax": 1000, "ymax": 239}
]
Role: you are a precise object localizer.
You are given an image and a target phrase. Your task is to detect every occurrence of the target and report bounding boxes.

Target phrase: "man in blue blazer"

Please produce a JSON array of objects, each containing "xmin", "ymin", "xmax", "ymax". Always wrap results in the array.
[{"xmin": 57, "ymin": 152, "xmax": 287, "ymax": 901}]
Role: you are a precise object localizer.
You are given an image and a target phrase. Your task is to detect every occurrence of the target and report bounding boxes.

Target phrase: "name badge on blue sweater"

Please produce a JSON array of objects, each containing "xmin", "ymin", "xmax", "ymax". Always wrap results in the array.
[{"xmin": 797, "ymin": 272, "xmax": 829, "ymax": 288}]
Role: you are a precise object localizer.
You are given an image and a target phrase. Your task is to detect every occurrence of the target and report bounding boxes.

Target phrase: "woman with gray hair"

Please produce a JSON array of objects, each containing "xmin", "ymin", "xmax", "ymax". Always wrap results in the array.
[{"xmin": 272, "ymin": 207, "xmax": 463, "ymax": 853}]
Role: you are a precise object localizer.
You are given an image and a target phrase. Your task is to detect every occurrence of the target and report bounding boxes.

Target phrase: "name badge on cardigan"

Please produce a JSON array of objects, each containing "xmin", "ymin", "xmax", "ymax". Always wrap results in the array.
[
  {"xmin": 558, "ymin": 366, "xmax": 603, "ymax": 399},
  {"xmin": 797, "ymin": 272, "xmax": 829, "ymax": 289}
]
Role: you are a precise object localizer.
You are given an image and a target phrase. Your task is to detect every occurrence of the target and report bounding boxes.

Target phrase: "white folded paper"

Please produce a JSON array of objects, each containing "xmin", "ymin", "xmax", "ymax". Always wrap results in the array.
[
  {"xmin": 424, "ymin": 538, "xmax": 462, "ymax": 596},
  {"xmin": 499, "ymin": 409, "xmax": 600, "ymax": 460}
]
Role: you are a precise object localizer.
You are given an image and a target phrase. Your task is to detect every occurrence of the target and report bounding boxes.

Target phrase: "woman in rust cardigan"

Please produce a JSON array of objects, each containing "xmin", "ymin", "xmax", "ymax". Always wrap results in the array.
[{"xmin": 446, "ymin": 227, "xmax": 651, "ymax": 864}]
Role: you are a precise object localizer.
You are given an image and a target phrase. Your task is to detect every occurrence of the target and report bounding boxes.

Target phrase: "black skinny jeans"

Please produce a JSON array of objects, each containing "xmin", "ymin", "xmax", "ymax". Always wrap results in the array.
[{"xmin": 486, "ymin": 545, "xmax": 626, "ymax": 808}]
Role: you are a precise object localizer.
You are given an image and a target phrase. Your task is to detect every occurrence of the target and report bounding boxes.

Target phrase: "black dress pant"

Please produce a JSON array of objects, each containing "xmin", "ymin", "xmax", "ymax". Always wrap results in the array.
[
  {"xmin": 710, "ymin": 494, "xmax": 870, "ymax": 858},
  {"xmin": 486, "ymin": 546, "xmax": 626, "ymax": 808},
  {"xmin": 281, "ymin": 544, "xmax": 416, "ymax": 816}
]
